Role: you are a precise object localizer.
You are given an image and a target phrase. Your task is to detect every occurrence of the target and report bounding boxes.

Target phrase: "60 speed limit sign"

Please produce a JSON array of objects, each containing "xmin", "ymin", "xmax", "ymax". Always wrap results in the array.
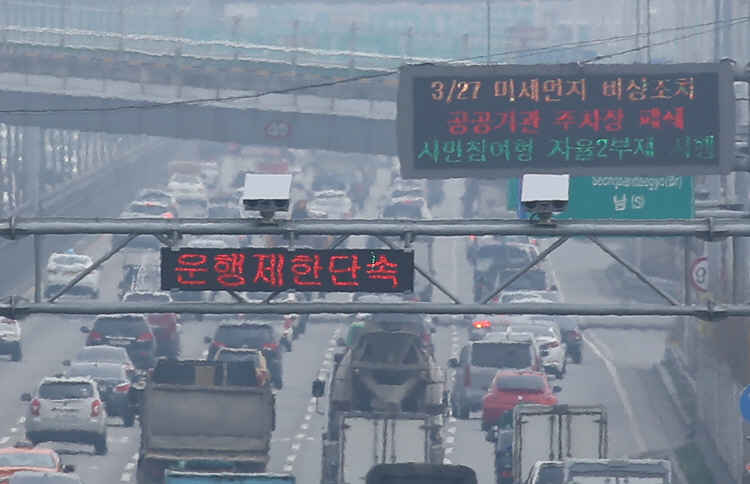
[{"xmin": 690, "ymin": 256, "xmax": 708, "ymax": 292}]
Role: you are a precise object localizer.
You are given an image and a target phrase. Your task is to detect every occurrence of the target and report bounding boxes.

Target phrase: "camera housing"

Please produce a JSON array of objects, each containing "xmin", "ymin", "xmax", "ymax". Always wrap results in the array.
[
  {"xmin": 521, "ymin": 174, "xmax": 569, "ymax": 222},
  {"xmin": 242, "ymin": 173, "xmax": 292, "ymax": 223}
]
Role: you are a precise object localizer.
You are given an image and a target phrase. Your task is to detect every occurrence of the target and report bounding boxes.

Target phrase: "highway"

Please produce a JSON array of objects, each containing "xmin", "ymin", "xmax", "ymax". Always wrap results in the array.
[{"xmin": 0, "ymin": 147, "xmax": 687, "ymax": 484}]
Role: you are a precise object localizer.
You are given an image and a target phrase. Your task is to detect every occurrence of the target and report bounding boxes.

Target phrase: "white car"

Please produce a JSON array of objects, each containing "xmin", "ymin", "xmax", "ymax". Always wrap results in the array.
[
  {"xmin": 507, "ymin": 321, "xmax": 567, "ymax": 378},
  {"xmin": 0, "ymin": 317, "xmax": 21, "ymax": 361},
  {"xmin": 22, "ymin": 376, "xmax": 108, "ymax": 455},
  {"xmin": 45, "ymin": 252, "xmax": 99, "ymax": 299},
  {"xmin": 307, "ymin": 189, "xmax": 353, "ymax": 219},
  {"xmin": 167, "ymin": 173, "xmax": 206, "ymax": 197}
]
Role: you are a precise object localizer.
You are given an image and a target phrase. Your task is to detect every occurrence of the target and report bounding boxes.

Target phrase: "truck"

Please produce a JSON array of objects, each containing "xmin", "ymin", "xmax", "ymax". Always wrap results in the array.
[
  {"xmin": 488, "ymin": 404, "xmax": 608, "ymax": 484},
  {"xmin": 317, "ymin": 316, "xmax": 447, "ymax": 484},
  {"xmin": 136, "ymin": 359, "xmax": 275, "ymax": 484},
  {"xmin": 164, "ymin": 471, "xmax": 295, "ymax": 484},
  {"xmin": 365, "ymin": 463, "xmax": 477, "ymax": 484}
]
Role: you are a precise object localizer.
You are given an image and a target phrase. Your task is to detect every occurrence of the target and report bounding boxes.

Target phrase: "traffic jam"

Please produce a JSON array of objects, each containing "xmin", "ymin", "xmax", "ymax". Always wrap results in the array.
[{"xmin": 0, "ymin": 145, "xmax": 676, "ymax": 484}]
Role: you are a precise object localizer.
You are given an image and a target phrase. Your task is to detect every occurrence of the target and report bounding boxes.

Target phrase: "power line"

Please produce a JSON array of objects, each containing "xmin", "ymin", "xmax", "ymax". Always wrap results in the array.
[{"xmin": 0, "ymin": 13, "xmax": 748, "ymax": 116}]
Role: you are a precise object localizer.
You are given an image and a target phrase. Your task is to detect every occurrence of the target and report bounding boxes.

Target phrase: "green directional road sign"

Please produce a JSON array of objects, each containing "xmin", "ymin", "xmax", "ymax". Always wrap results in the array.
[{"xmin": 508, "ymin": 175, "xmax": 694, "ymax": 220}]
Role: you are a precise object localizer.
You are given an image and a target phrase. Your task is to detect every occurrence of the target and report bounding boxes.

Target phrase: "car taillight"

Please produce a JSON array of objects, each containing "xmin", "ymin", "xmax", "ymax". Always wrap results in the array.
[
  {"xmin": 91, "ymin": 399, "xmax": 102, "ymax": 417},
  {"xmin": 137, "ymin": 332, "xmax": 153, "ymax": 342},
  {"xmin": 115, "ymin": 383, "xmax": 131, "ymax": 393},
  {"xmin": 263, "ymin": 342, "xmax": 279, "ymax": 351},
  {"xmin": 211, "ymin": 341, "xmax": 226, "ymax": 348},
  {"xmin": 546, "ymin": 341, "xmax": 560, "ymax": 348},
  {"xmin": 30, "ymin": 399, "xmax": 40, "ymax": 417},
  {"xmin": 474, "ymin": 320, "xmax": 491, "ymax": 329},
  {"xmin": 464, "ymin": 365, "xmax": 471, "ymax": 387},
  {"xmin": 125, "ymin": 366, "xmax": 136, "ymax": 377},
  {"xmin": 568, "ymin": 330, "xmax": 581, "ymax": 339},
  {"xmin": 501, "ymin": 469, "xmax": 513, "ymax": 479},
  {"xmin": 89, "ymin": 332, "xmax": 102, "ymax": 341}
]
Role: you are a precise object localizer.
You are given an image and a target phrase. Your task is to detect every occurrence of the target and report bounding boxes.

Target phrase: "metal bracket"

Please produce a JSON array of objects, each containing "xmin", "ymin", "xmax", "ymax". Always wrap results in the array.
[
  {"xmin": 695, "ymin": 218, "xmax": 730, "ymax": 242},
  {"xmin": 0, "ymin": 295, "xmax": 30, "ymax": 320}
]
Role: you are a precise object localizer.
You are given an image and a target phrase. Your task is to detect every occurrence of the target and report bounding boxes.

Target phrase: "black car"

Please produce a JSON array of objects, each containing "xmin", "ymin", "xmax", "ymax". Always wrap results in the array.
[
  {"xmin": 204, "ymin": 322, "xmax": 289, "ymax": 389},
  {"xmin": 65, "ymin": 362, "xmax": 137, "ymax": 427},
  {"xmin": 81, "ymin": 315, "xmax": 156, "ymax": 370},
  {"xmin": 535, "ymin": 315, "xmax": 583, "ymax": 364}
]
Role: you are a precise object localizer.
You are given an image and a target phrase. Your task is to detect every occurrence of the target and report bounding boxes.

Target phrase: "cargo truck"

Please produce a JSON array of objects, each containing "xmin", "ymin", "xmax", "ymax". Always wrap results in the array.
[
  {"xmin": 487, "ymin": 404, "xmax": 608, "ymax": 484},
  {"xmin": 136, "ymin": 360, "xmax": 275, "ymax": 484},
  {"xmin": 365, "ymin": 463, "xmax": 477, "ymax": 484},
  {"xmin": 164, "ymin": 471, "xmax": 295, "ymax": 484}
]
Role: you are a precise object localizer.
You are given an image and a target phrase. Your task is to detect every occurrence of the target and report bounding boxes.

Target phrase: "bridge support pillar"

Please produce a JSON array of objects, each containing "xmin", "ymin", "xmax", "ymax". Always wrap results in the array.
[{"xmin": 22, "ymin": 127, "xmax": 41, "ymax": 215}]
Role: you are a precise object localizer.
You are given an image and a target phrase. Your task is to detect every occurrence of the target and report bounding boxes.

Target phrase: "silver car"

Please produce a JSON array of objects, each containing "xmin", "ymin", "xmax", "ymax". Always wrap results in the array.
[{"xmin": 21, "ymin": 376, "xmax": 108, "ymax": 455}]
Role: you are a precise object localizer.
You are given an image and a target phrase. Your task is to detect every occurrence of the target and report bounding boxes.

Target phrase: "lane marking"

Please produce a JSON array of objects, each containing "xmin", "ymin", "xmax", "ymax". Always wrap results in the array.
[
  {"xmin": 584, "ymin": 331, "xmax": 647, "ymax": 452},
  {"xmin": 0, "ymin": 437, "xmax": 9, "ymax": 444},
  {"xmin": 9, "ymin": 428, "xmax": 17, "ymax": 434},
  {"xmin": 121, "ymin": 473, "xmax": 131, "ymax": 482},
  {"xmin": 17, "ymin": 417, "xmax": 24, "ymax": 424},
  {"xmin": 284, "ymin": 465, "xmax": 293, "ymax": 472},
  {"xmin": 124, "ymin": 463, "xmax": 135, "ymax": 471}
]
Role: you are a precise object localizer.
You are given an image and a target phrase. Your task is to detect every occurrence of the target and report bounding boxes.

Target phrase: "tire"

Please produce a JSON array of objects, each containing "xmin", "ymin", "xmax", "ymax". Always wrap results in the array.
[
  {"xmin": 457, "ymin": 401, "xmax": 470, "ymax": 420},
  {"xmin": 451, "ymin": 403, "xmax": 458, "ymax": 418},
  {"xmin": 572, "ymin": 350, "xmax": 583, "ymax": 364},
  {"xmin": 123, "ymin": 408, "xmax": 136, "ymax": 428},
  {"xmin": 272, "ymin": 371, "xmax": 283, "ymax": 390},
  {"xmin": 10, "ymin": 345, "xmax": 21, "ymax": 362},
  {"xmin": 94, "ymin": 434, "xmax": 108, "ymax": 456}
]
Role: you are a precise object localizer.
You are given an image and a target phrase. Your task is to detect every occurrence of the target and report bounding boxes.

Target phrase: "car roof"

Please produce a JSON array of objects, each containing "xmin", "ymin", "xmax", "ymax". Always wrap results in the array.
[
  {"xmin": 68, "ymin": 361, "xmax": 125, "ymax": 372},
  {"xmin": 495, "ymin": 369, "xmax": 547, "ymax": 378},
  {"xmin": 218, "ymin": 322, "xmax": 273, "ymax": 329},
  {"xmin": 78, "ymin": 345, "xmax": 128, "ymax": 355},
  {"xmin": 0, "ymin": 446, "xmax": 57, "ymax": 457},
  {"xmin": 39, "ymin": 376, "xmax": 95, "ymax": 385},
  {"xmin": 9, "ymin": 471, "xmax": 82, "ymax": 483}
]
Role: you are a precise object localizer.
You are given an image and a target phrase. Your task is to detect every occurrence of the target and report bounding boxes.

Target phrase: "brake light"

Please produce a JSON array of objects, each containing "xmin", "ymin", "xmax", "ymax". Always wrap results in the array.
[
  {"xmin": 91, "ymin": 399, "xmax": 102, "ymax": 417},
  {"xmin": 115, "ymin": 383, "xmax": 131, "ymax": 393},
  {"xmin": 473, "ymin": 320, "xmax": 491, "ymax": 329},
  {"xmin": 545, "ymin": 341, "xmax": 560, "ymax": 348},
  {"xmin": 137, "ymin": 332, "xmax": 153, "ymax": 342},
  {"xmin": 464, "ymin": 365, "xmax": 471, "ymax": 387},
  {"xmin": 501, "ymin": 469, "xmax": 513, "ymax": 479},
  {"xmin": 284, "ymin": 317, "xmax": 293, "ymax": 329},
  {"xmin": 30, "ymin": 399, "xmax": 40, "ymax": 417},
  {"xmin": 211, "ymin": 341, "xmax": 226, "ymax": 348},
  {"xmin": 568, "ymin": 330, "xmax": 581, "ymax": 339},
  {"xmin": 89, "ymin": 332, "xmax": 102, "ymax": 342},
  {"xmin": 163, "ymin": 213, "xmax": 174, "ymax": 219},
  {"xmin": 263, "ymin": 342, "xmax": 279, "ymax": 351}
]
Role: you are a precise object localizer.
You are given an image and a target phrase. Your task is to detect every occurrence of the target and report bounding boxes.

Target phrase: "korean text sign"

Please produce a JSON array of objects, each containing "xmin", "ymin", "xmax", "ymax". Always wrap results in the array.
[
  {"xmin": 160, "ymin": 248, "xmax": 414, "ymax": 293},
  {"xmin": 397, "ymin": 63, "xmax": 734, "ymax": 178}
]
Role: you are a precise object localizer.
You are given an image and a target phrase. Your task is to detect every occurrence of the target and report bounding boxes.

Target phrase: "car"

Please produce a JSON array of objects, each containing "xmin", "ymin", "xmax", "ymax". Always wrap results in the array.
[
  {"xmin": 21, "ymin": 376, "xmax": 108, "ymax": 455},
  {"xmin": 364, "ymin": 312, "xmax": 435, "ymax": 355},
  {"xmin": 199, "ymin": 161, "xmax": 220, "ymax": 188},
  {"xmin": 71, "ymin": 345, "xmax": 136, "ymax": 380},
  {"xmin": 382, "ymin": 197, "xmax": 432, "ymax": 220},
  {"xmin": 472, "ymin": 243, "xmax": 536, "ymax": 300},
  {"xmin": 486, "ymin": 268, "xmax": 558, "ymax": 303},
  {"xmin": 65, "ymin": 362, "xmax": 137, "ymax": 427},
  {"xmin": 0, "ymin": 318, "xmax": 22, "ymax": 362},
  {"xmin": 122, "ymin": 291, "xmax": 181, "ymax": 359},
  {"xmin": 44, "ymin": 252, "xmax": 99, "ymax": 299},
  {"xmin": 538, "ymin": 315, "xmax": 583, "ymax": 364},
  {"xmin": 80, "ymin": 314, "xmax": 156, "ymax": 370},
  {"xmin": 167, "ymin": 172, "xmax": 206, "ymax": 197},
  {"xmin": 506, "ymin": 321, "xmax": 567, "ymax": 378},
  {"xmin": 387, "ymin": 178, "xmax": 426, "ymax": 200},
  {"xmin": 526, "ymin": 461, "xmax": 563, "ymax": 484},
  {"xmin": 481, "ymin": 370, "xmax": 560, "ymax": 431},
  {"xmin": 448, "ymin": 333, "xmax": 543, "ymax": 419},
  {"xmin": 0, "ymin": 441, "xmax": 73, "ymax": 481},
  {"xmin": 175, "ymin": 194, "xmax": 209, "ymax": 218},
  {"xmin": 8, "ymin": 471, "xmax": 83, "ymax": 484},
  {"xmin": 122, "ymin": 201, "xmax": 175, "ymax": 219},
  {"xmin": 134, "ymin": 188, "xmax": 177, "ymax": 211},
  {"xmin": 307, "ymin": 189, "xmax": 354, "ymax": 219},
  {"xmin": 213, "ymin": 347, "xmax": 271, "ymax": 387},
  {"xmin": 204, "ymin": 321, "xmax": 290, "ymax": 389},
  {"xmin": 467, "ymin": 315, "xmax": 519, "ymax": 342}
]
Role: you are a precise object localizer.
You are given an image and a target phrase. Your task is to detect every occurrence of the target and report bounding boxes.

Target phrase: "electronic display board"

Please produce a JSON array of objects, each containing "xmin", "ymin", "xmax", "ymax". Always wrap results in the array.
[
  {"xmin": 161, "ymin": 248, "xmax": 414, "ymax": 293},
  {"xmin": 397, "ymin": 63, "xmax": 734, "ymax": 178}
]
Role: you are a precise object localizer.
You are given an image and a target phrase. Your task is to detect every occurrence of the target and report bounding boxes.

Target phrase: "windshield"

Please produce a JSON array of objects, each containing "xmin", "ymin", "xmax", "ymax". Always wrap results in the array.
[
  {"xmin": 92, "ymin": 316, "xmax": 148, "ymax": 337},
  {"xmin": 0, "ymin": 453, "xmax": 56, "ymax": 468},
  {"xmin": 68, "ymin": 364, "xmax": 125, "ymax": 380},
  {"xmin": 382, "ymin": 203, "xmax": 423, "ymax": 219},
  {"xmin": 496, "ymin": 374, "xmax": 547, "ymax": 392},
  {"xmin": 508, "ymin": 324, "xmax": 556, "ymax": 338},
  {"xmin": 38, "ymin": 382, "xmax": 94, "ymax": 400},
  {"xmin": 216, "ymin": 351, "xmax": 261, "ymax": 364},
  {"xmin": 172, "ymin": 174, "xmax": 200, "ymax": 184},
  {"xmin": 568, "ymin": 478, "xmax": 666, "ymax": 483},
  {"xmin": 50, "ymin": 254, "xmax": 88, "ymax": 266},
  {"xmin": 471, "ymin": 342, "xmax": 532, "ymax": 368},
  {"xmin": 499, "ymin": 270, "xmax": 548, "ymax": 291},
  {"xmin": 214, "ymin": 325, "xmax": 274, "ymax": 347},
  {"xmin": 124, "ymin": 292, "xmax": 171, "ymax": 304},
  {"xmin": 10, "ymin": 475, "xmax": 81, "ymax": 484},
  {"xmin": 129, "ymin": 203, "xmax": 168, "ymax": 216},
  {"xmin": 476, "ymin": 245, "xmax": 529, "ymax": 266},
  {"xmin": 77, "ymin": 346, "xmax": 129, "ymax": 363}
]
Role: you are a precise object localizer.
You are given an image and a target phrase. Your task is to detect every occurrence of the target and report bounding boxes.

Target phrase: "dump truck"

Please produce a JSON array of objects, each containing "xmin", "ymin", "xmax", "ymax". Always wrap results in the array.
[
  {"xmin": 488, "ymin": 404, "xmax": 608, "ymax": 484},
  {"xmin": 164, "ymin": 471, "xmax": 295, "ymax": 484},
  {"xmin": 136, "ymin": 360, "xmax": 275, "ymax": 484},
  {"xmin": 317, "ymin": 314, "xmax": 447, "ymax": 484},
  {"xmin": 365, "ymin": 463, "xmax": 477, "ymax": 484}
]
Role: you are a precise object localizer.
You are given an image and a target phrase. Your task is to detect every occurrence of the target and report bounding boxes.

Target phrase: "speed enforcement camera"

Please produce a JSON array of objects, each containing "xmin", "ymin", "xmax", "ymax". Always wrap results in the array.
[
  {"xmin": 521, "ymin": 174, "xmax": 570, "ymax": 215},
  {"xmin": 242, "ymin": 173, "xmax": 292, "ymax": 223}
]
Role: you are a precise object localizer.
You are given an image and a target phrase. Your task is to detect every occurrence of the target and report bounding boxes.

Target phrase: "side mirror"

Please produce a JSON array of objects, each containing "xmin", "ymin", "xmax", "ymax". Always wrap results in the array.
[
  {"xmin": 448, "ymin": 357, "xmax": 459, "ymax": 369},
  {"xmin": 62, "ymin": 464, "xmax": 76, "ymax": 473},
  {"xmin": 312, "ymin": 379, "xmax": 326, "ymax": 398},
  {"xmin": 62, "ymin": 359, "xmax": 71, "ymax": 366},
  {"xmin": 203, "ymin": 336, "xmax": 212, "ymax": 344},
  {"xmin": 552, "ymin": 385, "xmax": 562, "ymax": 393},
  {"xmin": 333, "ymin": 353, "xmax": 344, "ymax": 364},
  {"xmin": 336, "ymin": 337, "xmax": 346, "ymax": 347},
  {"xmin": 20, "ymin": 393, "xmax": 32, "ymax": 402},
  {"xmin": 541, "ymin": 350, "xmax": 550, "ymax": 357},
  {"xmin": 80, "ymin": 326, "xmax": 90, "ymax": 334}
]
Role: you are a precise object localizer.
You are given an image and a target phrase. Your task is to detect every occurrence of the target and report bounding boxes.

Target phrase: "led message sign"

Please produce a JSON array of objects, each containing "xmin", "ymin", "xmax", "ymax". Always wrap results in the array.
[
  {"xmin": 397, "ymin": 63, "xmax": 734, "ymax": 178},
  {"xmin": 161, "ymin": 248, "xmax": 414, "ymax": 293}
]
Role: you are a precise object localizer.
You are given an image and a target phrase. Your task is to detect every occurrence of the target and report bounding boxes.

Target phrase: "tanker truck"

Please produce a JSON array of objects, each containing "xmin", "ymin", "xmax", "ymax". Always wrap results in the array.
[{"xmin": 314, "ymin": 314, "xmax": 447, "ymax": 484}]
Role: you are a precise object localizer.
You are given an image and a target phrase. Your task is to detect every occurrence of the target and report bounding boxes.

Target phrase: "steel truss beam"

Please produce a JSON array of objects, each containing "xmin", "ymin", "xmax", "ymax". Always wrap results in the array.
[{"xmin": 5, "ymin": 216, "xmax": 750, "ymax": 321}]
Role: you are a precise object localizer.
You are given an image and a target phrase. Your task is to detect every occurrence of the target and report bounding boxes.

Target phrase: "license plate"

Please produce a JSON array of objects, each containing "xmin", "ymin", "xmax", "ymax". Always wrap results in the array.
[{"xmin": 109, "ymin": 339, "xmax": 129, "ymax": 346}]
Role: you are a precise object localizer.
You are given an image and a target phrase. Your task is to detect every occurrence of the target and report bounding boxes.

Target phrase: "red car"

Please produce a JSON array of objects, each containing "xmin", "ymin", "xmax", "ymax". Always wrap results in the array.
[{"xmin": 481, "ymin": 370, "xmax": 560, "ymax": 430}]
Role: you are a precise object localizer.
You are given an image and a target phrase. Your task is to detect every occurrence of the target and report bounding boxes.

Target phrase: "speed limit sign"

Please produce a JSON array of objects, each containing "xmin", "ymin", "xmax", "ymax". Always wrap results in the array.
[
  {"xmin": 690, "ymin": 256, "xmax": 708, "ymax": 292},
  {"xmin": 264, "ymin": 120, "xmax": 291, "ymax": 139}
]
